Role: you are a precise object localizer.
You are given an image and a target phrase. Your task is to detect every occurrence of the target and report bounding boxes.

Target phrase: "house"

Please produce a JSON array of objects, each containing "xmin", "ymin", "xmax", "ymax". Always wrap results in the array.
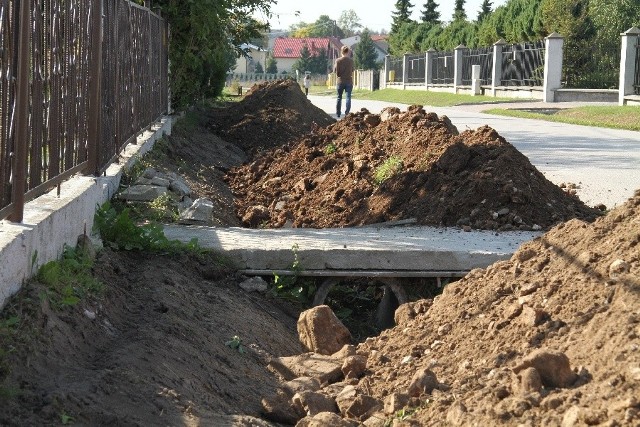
[
  {"xmin": 272, "ymin": 37, "xmax": 343, "ymax": 74},
  {"xmin": 234, "ymin": 43, "xmax": 268, "ymax": 73},
  {"xmin": 340, "ymin": 34, "xmax": 389, "ymax": 64}
]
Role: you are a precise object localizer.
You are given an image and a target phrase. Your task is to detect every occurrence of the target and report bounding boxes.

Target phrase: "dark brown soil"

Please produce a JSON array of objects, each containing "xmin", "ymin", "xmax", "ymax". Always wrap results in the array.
[{"xmin": 1, "ymin": 80, "xmax": 637, "ymax": 426}]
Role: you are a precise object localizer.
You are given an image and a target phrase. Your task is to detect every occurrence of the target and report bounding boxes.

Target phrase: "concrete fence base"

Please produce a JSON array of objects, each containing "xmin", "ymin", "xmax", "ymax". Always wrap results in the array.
[{"xmin": 0, "ymin": 117, "xmax": 173, "ymax": 309}]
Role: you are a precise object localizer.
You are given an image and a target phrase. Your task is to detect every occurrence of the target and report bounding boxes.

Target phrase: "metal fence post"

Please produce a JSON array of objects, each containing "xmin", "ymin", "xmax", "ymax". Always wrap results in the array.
[
  {"xmin": 618, "ymin": 27, "xmax": 640, "ymax": 106},
  {"xmin": 491, "ymin": 39, "xmax": 506, "ymax": 97},
  {"xmin": 454, "ymin": 44, "xmax": 465, "ymax": 94},
  {"xmin": 543, "ymin": 33, "xmax": 564, "ymax": 103},
  {"xmin": 382, "ymin": 55, "xmax": 390, "ymax": 89},
  {"xmin": 87, "ymin": 0, "xmax": 103, "ymax": 176},
  {"xmin": 9, "ymin": 0, "xmax": 31, "ymax": 222}
]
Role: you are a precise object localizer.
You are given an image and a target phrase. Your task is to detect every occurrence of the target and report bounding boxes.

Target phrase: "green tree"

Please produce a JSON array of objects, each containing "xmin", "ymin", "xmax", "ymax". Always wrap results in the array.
[
  {"xmin": 421, "ymin": 0, "xmax": 441, "ymax": 24},
  {"xmin": 254, "ymin": 61, "xmax": 264, "ymax": 73},
  {"xmin": 454, "ymin": 0, "xmax": 467, "ymax": 20},
  {"xmin": 292, "ymin": 15, "xmax": 344, "ymax": 38},
  {"xmin": 293, "ymin": 44, "xmax": 314, "ymax": 73},
  {"xmin": 310, "ymin": 48, "xmax": 330, "ymax": 74},
  {"xmin": 153, "ymin": 0, "xmax": 274, "ymax": 108},
  {"xmin": 338, "ymin": 10, "xmax": 363, "ymax": 37},
  {"xmin": 354, "ymin": 30, "xmax": 379, "ymax": 69},
  {"xmin": 391, "ymin": 0, "xmax": 415, "ymax": 33},
  {"xmin": 266, "ymin": 55, "xmax": 278, "ymax": 74},
  {"xmin": 477, "ymin": 0, "xmax": 493, "ymax": 22}
]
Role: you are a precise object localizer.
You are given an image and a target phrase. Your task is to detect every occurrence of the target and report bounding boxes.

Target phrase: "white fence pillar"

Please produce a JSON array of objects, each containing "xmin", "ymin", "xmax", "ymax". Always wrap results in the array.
[
  {"xmin": 543, "ymin": 32, "xmax": 564, "ymax": 103},
  {"xmin": 382, "ymin": 55, "xmax": 390, "ymax": 89},
  {"xmin": 619, "ymin": 27, "xmax": 640, "ymax": 105},
  {"xmin": 491, "ymin": 39, "xmax": 506, "ymax": 97},
  {"xmin": 471, "ymin": 65, "xmax": 481, "ymax": 95},
  {"xmin": 425, "ymin": 48, "xmax": 436, "ymax": 87},
  {"xmin": 454, "ymin": 44, "xmax": 465, "ymax": 93},
  {"xmin": 402, "ymin": 52, "xmax": 410, "ymax": 89}
]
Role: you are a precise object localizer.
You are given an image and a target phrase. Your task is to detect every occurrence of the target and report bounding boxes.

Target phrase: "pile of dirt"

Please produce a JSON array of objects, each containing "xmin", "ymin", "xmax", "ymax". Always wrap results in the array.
[
  {"xmin": 0, "ymin": 251, "xmax": 303, "ymax": 425},
  {"xmin": 206, "ymin": 80, "xmax": 335, "ymax": 156},
  {"xmin": 349, "ymin": 189, "xmax": 640, "ymax": 426},
  {"xmin": 228, "ymin": 105, "xmax": 600, "ymax": 230}
]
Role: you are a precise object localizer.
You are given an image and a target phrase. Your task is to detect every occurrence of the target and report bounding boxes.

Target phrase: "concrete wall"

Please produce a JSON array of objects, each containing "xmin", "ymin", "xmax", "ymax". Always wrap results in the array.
[
  {"xmin": 555, "ymin": 89, "xmax": 619, "ymax": 103},
  {"xmin": 0, "ymin": 117, "xmax": 173, "ymax": 309}
]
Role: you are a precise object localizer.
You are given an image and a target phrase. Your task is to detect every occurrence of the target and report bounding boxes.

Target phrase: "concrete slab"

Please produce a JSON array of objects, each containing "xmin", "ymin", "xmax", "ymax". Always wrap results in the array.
[{"xmin": 163, "ymin": 224, "xmax": 540, "ymax": 274}]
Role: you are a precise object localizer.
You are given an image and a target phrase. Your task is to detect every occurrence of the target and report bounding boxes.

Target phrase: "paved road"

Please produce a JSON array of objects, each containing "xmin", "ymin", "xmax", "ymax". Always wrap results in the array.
[{"xmin": 308, "ymin": 95, "xmax": 640, "ymax": 209}]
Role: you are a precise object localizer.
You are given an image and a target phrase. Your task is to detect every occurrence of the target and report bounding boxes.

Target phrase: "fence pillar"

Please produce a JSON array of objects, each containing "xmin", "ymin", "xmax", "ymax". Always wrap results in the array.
[
  {"xmin": 402, "ymin": 52, "xmax": 410, "ymax": 89},
  {"xmin": 454, "ymin": 44, "xmax": 465, "ymax": 94},
  {"xmin": 491, "ymin": 39, "xmax": 506, "ymax": 97},
  {"xmin": 543, "ymin": 33, "xmax": 564, "ymax": 103},
  {"xmin": 619, "ymin": 27, "xmax": 640, "ymax": 106},
  {"xmin": 471, "ymin": 65, "xmax": 481, "ymax": 96},
  {"xmin": 425, "ymin": 48, "xmax": 436, "ymax": 87},
  {"xmin": 382, "ymin": 55, "xmax": 390, "ymax": 89}
]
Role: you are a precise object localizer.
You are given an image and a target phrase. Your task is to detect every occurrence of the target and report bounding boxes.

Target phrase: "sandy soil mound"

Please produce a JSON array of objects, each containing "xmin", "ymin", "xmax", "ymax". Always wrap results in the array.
[
  {"xmin": 228, "ymin": 105, "xmax": 600, "ymax": 230},
  {"xmin": 207, "ymin": 80, "xmax": 335, "ymax": 156},
  {"xmin": 353, "ymin": 189, "xmax": 640, "ymax": 425}
]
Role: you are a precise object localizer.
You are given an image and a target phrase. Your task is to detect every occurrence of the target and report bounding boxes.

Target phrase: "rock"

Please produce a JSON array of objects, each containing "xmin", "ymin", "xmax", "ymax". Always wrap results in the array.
[
  {"xmin": 149, "ymin": 176, "xmax": 171, "ymax": 187},
  {"xmin": 297, "ymin": 305, "xmax": 352, "ymax": 355},
  {"xmin": 446, "ymin": 401, "xmax": 468, "ymax": 426},
  {"xmin": 169, "ymin": 177, "xmax": 191, "ymax": 196},
  {"xmin": 514, "ymin": 367, "xmax": 543, "ymax": 394},
  {"xmin": 516, "ymin": 247, "xmax": 538, "ymax": 262},
  {"xmin": 383, "ymin": 393, "xmax": 409, "ymax": 414},
  {"xmin": 118, "ymin": 185, "xmax": 168, "ymax": 201},
  {"xmin": 76, "ymin": 234, "xmax": 97, "ymax": 261},
  {"xmin": 521, "ymin": 306, "xmax": 549, "ymax": 326},
  {"xmin": 609, "ymin": 259, "xmax": 629, "ymax": 279},
  {"xmin": 296, "ymin": 412, "xmax": 358, "ymax": 427},
  {"xmin": 331, "ymin": 344, "xmax": 357, "ymax": 360},
  {"xmin": 407, "ymin": 368, "xmax": 439, "ymax": 397},
  {"xmin": 363, "ymin": 114, "xmax": 381, "ymax": 127},
  {"xmin": 513, "ymin": 349, "xmax": 577, "ymax": 388},
  {"xmin": 262, "ymin": 390, "xmax": 306, "ymax": 424},
  {"xmin": 283, "ymin": 377, "xmax": 322, "ymax": 395},
  {"xmin": 394, "ymin": 300, "xmax": 431, "ymax": 326},
  {"xmin": 341, "ymin": 355, "xmax": 367, "ymax": 379},
  {"xmin": 239, "ymin": 276, "xmax": 268, "ymax": 292},
  {"xmin": 241, "ymin": 204, "xmax": 270, "ymax": 227},
  {"xmin": 292, "ymin": 391, "xmax": 339, "ymax": 416},
  {"xmin": 343, "ymin": 395, "xmax": 383, "ymax": 421},
  {"xmin": 362, "ymin": 412, "xmax": 387, "ymax": 426},
  {"xmin": 335, "ymin": 385, "xmax": 358, "ymax": 415},
  {"xmin": 179, "ymin": 198, "xmax": 214, "ymax": 224},
  {"xmin": 142, "ymin": 167, "xmax": 157, "ymax": 179},
  {"xmin": 269, "ymin": 353, "xmax": 343, "ymax": 384},
  {"xmin": 380, "ymin": 107, "xmax": 401, "ymax": 121}
]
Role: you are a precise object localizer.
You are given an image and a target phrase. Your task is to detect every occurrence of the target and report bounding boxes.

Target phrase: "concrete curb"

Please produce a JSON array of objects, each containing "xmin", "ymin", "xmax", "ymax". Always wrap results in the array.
[{"xmin": 0, "ymin": 117, "xmax": 173, "ymax": 309}]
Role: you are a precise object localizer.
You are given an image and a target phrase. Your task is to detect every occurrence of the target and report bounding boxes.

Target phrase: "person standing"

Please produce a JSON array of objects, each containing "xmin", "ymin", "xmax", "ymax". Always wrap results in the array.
[
  {"xmin": 303, "ymin": 73, "xmax": 311, "ymax": 97},
  {"xmin": 334, "ymin": 45, "xmax": 354, "ymax": 118}
]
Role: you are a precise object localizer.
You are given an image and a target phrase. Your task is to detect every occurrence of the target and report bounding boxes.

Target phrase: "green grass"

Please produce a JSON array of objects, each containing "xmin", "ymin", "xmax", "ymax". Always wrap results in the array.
[{"xmin": 483, "ymin": 105, "xmax": 640, "ymax": 132}]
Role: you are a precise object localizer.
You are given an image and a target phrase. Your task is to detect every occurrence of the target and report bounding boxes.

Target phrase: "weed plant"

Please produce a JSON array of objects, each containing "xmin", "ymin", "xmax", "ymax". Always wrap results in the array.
[{"xmin": 374, "ymin": 156, "xmax": 403, "ymax": 185}]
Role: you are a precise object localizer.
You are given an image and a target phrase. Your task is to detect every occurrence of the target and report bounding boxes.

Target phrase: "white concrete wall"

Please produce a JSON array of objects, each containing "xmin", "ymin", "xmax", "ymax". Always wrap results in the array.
[{"xmin": 0, "ymin": 117, "xmax": 173, "ymax": 309}]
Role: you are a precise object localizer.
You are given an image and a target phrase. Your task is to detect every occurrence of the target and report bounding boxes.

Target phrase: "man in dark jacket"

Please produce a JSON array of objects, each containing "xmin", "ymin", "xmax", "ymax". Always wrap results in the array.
[{"xmin": 334, "ymin": 45, "xmax": 354, "ymax": 118}]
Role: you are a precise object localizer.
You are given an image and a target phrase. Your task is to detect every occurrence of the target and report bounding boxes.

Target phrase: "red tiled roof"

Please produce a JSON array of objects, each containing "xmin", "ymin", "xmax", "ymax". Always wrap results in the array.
[
  {"xmin": 371, "ymin": 34, "xmax": 388, "ymax": 41},
  {"xmin": 273, "ymin": 37, "xmax": 342, "ymax": 59}
]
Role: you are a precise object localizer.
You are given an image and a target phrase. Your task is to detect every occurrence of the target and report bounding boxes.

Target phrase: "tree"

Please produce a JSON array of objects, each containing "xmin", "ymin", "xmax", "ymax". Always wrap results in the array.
[
  {"xmin": 293, "ymin": 44, "xmax": 314, "ymax": 73},
  {"xmin": 477, "ymin": 0, "xmax": 493, "ymax": 23},
  {"xmin": 254, "ymin": 61, "xmax": 264, "ymax": 73},
  {"xmin": 354, "ymin": 30, "xmax": 379, "ymax": 69},
  {"xmin": 310, "ymin": 48, "xmax": 330, "ymax": 74},
  {"xmin": 421, "ymin": 0, "xmax": 441, "ymax": 24},
  {"xmin": 391, "ymin": 0, "xmax": 415, "ymax": 33},
  {"xmin": 338, "ymin": 10, "xmax": 363, "ymax": 37},
  {"xmin": 266, "ymin": 55, "xmax": 278, "ymax": 74},
  {"xmin": 153, "ymin": 0, "xmax": 275, "ymax": 108},
  {"xmin": 292, "ymin": 15, "xmax": 344, "ymax": 38},
  {"xmin": 454, "ymin": 0, "xmax": 466, "ymax": 20}
]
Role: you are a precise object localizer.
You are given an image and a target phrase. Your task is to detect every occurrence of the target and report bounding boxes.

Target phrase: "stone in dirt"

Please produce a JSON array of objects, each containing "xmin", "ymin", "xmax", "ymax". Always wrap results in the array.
[{"xmin": 297, "ymin": 305, "xmax": 352, "ymax": 355}]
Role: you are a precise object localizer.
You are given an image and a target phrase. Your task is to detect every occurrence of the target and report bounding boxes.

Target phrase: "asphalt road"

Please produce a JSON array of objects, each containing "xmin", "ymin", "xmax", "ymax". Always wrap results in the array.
[{"xmin": 308, "ymin": 95, "xmax": 640, "ymax": 209}]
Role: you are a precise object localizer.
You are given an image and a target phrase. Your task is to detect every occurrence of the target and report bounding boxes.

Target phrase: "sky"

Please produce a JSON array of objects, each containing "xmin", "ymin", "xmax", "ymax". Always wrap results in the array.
[{"xmin": 257, "ymin": 0, "xmax": 508, "ymax": 33}]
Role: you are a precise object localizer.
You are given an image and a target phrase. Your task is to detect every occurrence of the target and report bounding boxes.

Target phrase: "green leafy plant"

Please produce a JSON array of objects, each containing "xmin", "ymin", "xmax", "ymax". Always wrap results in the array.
[
  {"xmin": 148, "ymin": 193, "xmax": 180, "ymax": 222},
  {"xmin": 374, "ymin": 156, "xmax": 403, "ymax": 185},
  {"xmin": 271, "ymin": 244, "xmax": 317, "ymax": 304},
  {"xmin": 225, "ymin": 335, "xmax": 246, "ymax": 354},
  {"xmin": 36, "ymin": 245, "xmax": 103, "ymax": 309},
  {"xmin": 60, "ymin": 412, "xmax": 74, "ymax": 425},
  {"xmin": 324, "ymin": 143, "xmax": 337, "ymax": 155}
]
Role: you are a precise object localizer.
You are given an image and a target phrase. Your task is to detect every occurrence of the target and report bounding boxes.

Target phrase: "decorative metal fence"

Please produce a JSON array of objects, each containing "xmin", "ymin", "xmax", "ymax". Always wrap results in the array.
[
  {"xmin": 406, "ymin": 54, "xmax": 426, "ymax": 84},
  {"xmin": 564, "ymin": 38, "xmax": 620, "ymax": 89},
  {"xmin": 462, "ymin": 47, "xmax": 493, "ymax": 85},
  {"xmin": 501, "ymin": 41, "xmax": 545, "ymax": 86},
  {"xmin": 431, "ymin": 51, "xmax": 454, "ymax": 84},
  {"xmin": 635, "ymin": 35, "xmax": 640, "ymax": 95},
  {"xmin": 387, "ymin": 57, "xmax": 403, "ymax": 83},
  {"xmin": 0, "ymin": 0, "xmax": 168, "ymax": 222}
]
